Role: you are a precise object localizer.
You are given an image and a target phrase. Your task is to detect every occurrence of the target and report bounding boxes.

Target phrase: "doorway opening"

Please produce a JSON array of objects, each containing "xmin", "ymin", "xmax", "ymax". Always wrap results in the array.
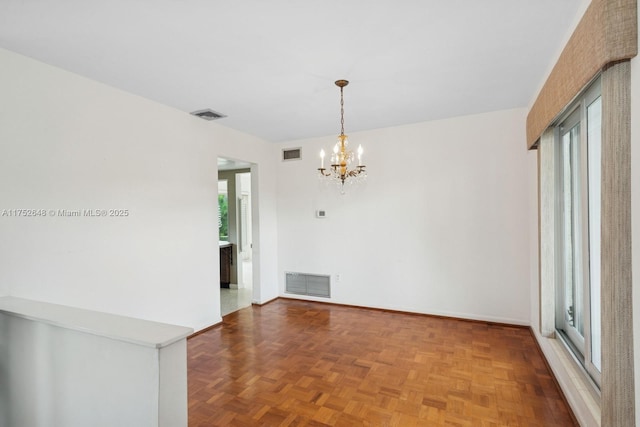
[{"xmin": 218, "ymin": 158, "xmax": 254, "ymax": 316}]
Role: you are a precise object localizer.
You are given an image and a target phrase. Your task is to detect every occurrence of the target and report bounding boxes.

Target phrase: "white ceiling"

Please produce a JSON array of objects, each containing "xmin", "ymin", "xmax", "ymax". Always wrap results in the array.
[{"xmin": 0, "ymin": 0, "xmax": 588, "ymax": 143}]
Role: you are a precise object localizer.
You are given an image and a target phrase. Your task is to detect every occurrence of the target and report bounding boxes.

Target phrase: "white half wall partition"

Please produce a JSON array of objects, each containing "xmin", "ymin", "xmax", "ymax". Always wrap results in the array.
[{"xmin": 0, "ymin": 297, "xmax": 193, "ymax": 427}]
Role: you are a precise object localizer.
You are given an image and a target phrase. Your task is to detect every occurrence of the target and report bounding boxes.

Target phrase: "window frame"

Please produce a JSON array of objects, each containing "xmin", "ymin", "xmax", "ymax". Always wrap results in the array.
[{"xmin": 553, "ymin": 77, "xmax": 602, "ymax": 387}]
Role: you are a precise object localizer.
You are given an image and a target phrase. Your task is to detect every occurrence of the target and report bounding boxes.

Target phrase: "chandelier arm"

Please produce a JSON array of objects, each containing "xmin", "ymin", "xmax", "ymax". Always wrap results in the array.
[{"xmin": 317, "ymin": 167, "xmax": 332, "ymax": 177}]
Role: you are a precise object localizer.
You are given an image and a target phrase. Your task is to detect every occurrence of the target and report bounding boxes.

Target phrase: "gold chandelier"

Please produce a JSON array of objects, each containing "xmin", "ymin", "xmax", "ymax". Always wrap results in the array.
[{"xmin": 318, "ymin": 80, "xmax": 366, "ymax": 192}]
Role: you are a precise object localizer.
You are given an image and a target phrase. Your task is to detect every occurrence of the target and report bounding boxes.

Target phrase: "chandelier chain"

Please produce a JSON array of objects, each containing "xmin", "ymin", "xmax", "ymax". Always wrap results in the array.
[{"xmin": 340, "ymin": 86, "xmax": 345, "ymax": 137}]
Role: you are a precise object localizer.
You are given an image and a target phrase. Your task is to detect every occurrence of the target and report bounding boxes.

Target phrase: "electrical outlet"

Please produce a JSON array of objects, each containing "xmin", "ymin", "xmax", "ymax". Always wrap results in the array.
[{"xmin": 335, "ymin": 274, "xmax": 340, "ymax": 282}]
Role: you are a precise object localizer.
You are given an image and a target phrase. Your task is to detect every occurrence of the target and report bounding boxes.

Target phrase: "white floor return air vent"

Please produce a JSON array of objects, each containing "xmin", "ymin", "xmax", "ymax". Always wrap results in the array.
[{"xmin": 285, "ymin": 272, "xmax": 330, "ymax": 298}]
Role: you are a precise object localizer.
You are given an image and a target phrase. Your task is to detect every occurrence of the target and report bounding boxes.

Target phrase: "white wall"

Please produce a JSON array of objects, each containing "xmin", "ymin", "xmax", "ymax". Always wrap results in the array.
[
  {"xmin": 276, "ymin": 108, "xmax": 531, "ymax": 324},
  {"xmin": 0, "ymin": 48, "xmax": 279, "ymax": 330}
]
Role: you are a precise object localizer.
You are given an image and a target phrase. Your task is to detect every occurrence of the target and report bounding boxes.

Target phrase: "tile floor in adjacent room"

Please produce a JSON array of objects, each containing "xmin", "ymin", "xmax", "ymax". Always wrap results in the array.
[
  {"xmin": 220, "ymin": 286, "xmax": 253, "ymax": 317},
  {"xmin": 220, "ymin": 259, "xmax": 253, "ymax": 317}
]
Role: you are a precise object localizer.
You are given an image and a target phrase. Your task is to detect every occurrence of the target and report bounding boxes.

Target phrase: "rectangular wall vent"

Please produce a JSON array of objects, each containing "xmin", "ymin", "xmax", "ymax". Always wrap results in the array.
[
  {"xmin": 285, "ymin": 272, "xmax": 330, "ymax": 298},
  {"xmin": 282, "ymin": 148, "xmax": 302, "ymax": 161}
]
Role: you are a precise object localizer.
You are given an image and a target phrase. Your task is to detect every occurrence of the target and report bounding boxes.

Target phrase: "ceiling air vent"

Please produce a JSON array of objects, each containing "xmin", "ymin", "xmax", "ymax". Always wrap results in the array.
[
  {"xmin": 282, "ymin": 148, "xmax": 302, "ymax": 161},
  {"xmin": 190, "ymin": 109, "xmax": 227, "ymax": 121}
]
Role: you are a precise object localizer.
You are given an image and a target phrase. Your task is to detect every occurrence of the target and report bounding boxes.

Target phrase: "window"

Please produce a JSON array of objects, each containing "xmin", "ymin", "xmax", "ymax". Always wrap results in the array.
[
  {"xmin": 538, "ymin": 62, "xmax": 633, "ymax": 426},
  {"xmin": 554, "ymin": 78, "xmax": 601, "ymax": 386}
]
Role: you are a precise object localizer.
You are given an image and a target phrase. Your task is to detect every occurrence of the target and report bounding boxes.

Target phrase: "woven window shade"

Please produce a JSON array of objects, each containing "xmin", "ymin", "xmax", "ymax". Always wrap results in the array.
[{"xmin": 526, "ymin": 0, "xmax": 637, "ymax": 149}]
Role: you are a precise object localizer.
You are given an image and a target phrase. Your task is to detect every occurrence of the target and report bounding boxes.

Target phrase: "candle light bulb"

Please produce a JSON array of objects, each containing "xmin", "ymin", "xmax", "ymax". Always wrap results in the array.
[
  {"xmin": 357, "ymin": 145, "xmax": 363, "ymax": 165},
  {"xmin": 320, "ymin": 149, "xmax": 325, "ymax": 168}
]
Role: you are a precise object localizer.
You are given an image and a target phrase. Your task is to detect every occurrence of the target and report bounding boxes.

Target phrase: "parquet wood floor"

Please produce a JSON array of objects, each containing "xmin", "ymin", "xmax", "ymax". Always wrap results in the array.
[{"xmin": 188, "ymin": 299, "xmax": 577, "ymax": 426}]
